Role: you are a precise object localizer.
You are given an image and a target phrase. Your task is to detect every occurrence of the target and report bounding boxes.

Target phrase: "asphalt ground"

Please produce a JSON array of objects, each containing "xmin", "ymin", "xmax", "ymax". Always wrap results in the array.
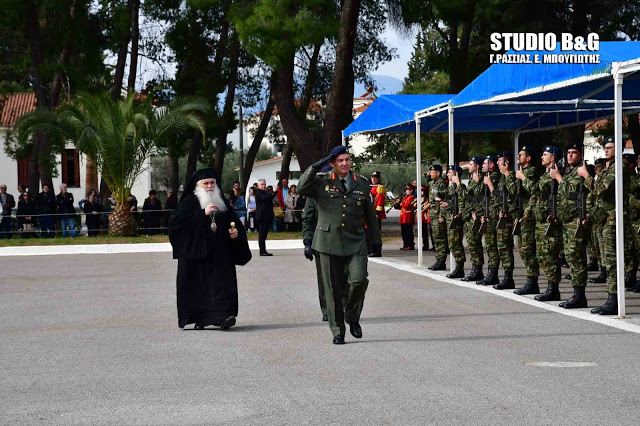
[{"xmin": 2, "ymin": 248, "xmax": 640, "ymax": 425}]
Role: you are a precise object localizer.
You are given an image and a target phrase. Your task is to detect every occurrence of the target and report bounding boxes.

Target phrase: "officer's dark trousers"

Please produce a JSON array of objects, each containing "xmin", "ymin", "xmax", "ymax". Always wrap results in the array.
[
  {"xmin": 258, "ymin": 219, "xmax": 271, "ymax": 253},
  {"xmin": 314, "ymin": 250, "xmax": 349, "ymax": 317},
  {"xmin": 318, "ymin": 252, "xmax": 369, "ymax": 337}
]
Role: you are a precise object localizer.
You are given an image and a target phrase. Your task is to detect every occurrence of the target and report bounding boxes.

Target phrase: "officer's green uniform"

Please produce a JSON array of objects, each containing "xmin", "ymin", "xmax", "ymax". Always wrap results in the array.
[
  {"xmin": 557, "ymin": 164, "xmax": 588, "ymax": 288},
  {"xmin": 463, "ymin": 175, "xmax": 484, "ymax": 267},
  {"xmin": 298, "ymin": 166, "xmax": 381, "ymax": 338},
  {"xmin": 495, "ymin": 170, "xmax": 516, "ymax": 273},
  {"xmin": 484, "ymin": 170, "xmax": 502, "ymax": 270},
  {"xmin": 510, "ymin": 164, "xmax": 540, "ymax": 279},
  {"xmin": 443, "ymin": 180, "xmax": 466, "ymax": 264},
  {"xmin": 523, "ymin": 168, "xmax": 563, "ymax": 284},
  {"xmin": 428, "ymin": 175, "xmax": 449, "ymax": 261}
]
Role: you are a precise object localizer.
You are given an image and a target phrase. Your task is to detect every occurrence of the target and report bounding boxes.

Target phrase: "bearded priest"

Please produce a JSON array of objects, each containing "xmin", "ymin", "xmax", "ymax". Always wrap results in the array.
[{"xmin": 169, "ymin": 168, "xmax": 252, "ymax": 330}]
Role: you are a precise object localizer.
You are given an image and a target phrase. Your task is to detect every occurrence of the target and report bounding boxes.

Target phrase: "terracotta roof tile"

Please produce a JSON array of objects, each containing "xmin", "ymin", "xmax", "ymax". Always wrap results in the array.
[{"xmin": 0, "ymin": 93, "xmax": 37, "ymax": 127}]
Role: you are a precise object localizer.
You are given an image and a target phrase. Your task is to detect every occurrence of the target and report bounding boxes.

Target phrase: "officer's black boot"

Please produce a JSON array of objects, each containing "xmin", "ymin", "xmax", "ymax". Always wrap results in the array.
[
  {"xmin": 625, "ymin": 270, "xmax": 638, "ymax": 290},
  {"xmin": 591, "ymin": 293, "xmax": 618, "ymax": 315},
  {"xmin": 589, "ymin": 266, "xmax": 607, "ymax": 283},
  {"xmin": 477, "ymin": 267, "xmax": 498, "ymax": 286},
  {"xmin": 534, "ymin": 281, "xmax": 561, "ymax": 301},
  {"xmin": 559, "ymin": 286, "xmax": 587, "ymax": 309},
  {"xmin": 493, "ymin": 270, "xmax": 515, "ymax": 290},
  {"xmin": 462, "ymin": 265, "xmax": 483, "ymax": 282},
  {"xmin": 514, "ymin": 276, "xmax": 540, "ymax": 295},
  {"xmin": 446, "ymin": 262, "xmax": 465, "ymax": 279},
  {"xmin": 586, "ymin": 257, "xmax": 599, "ymax": 272},
  {"xmin": 428, "ymin": 257, "xmax": 446, "ymax": 271}
]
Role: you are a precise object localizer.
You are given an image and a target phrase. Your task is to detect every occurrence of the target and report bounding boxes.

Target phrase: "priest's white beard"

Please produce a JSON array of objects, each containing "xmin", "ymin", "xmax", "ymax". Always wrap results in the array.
[{"xmin": 194, "ymin": 185, "xmax": 228, "ymax": 212}]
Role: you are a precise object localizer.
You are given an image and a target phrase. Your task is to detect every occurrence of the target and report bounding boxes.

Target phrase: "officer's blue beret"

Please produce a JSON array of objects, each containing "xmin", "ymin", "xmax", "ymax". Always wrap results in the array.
[
  {"xmin": 449, "ymin": 165, "xmax": 463, "ymax": 173},
  {"xmin": 594, "ymin": 158, "xmax": 607, "ymax": 166},
  {"xmin": 429, "ymin": 164, "xmax": 442, "ymax": 172},
  {"xmin": 543, "ymin": 145, "xmax": 561, "ymax": 159},
  {"xmin": 469, "ymin": 156, "xmax": 482, "ymax": 164},
  {"xmin": 485, "ymin": 155, "xmax": 498, "ymax": 163},
  {"xmin": 603, "ymin": 136, "xmax": 614, "ymax": 144},
  {"xmin": 498, "ymin": 151, "xmax": 513, "ymax": 159},
  {"xmin": 566, "ymin": 142, "xmax": 583, "ymax": 152},
  {"xmin": 329, "ymin": 145, "xmax": 348, "ymax": 160},
  {"xmin": 519, "ymin": 145, "xmax": 535, "ymax": 155},
  {"xmin": 623, "ymin": 153, "xmax": 638, "ymax": 164}
]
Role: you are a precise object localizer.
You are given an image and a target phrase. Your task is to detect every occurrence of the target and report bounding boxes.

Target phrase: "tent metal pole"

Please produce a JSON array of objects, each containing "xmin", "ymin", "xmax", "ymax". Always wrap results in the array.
[
  {"xmin": 513, "ymin": 132, "xmax": 519, "ymax": 171},
  {"xmin": 613, "ymin": 66, "xmax": 626, "ymax": 317},
  {"xmin": 416, "ymin": 116, "xmax": 423, "ymax": 267},
  {"xmin": 448, "ymin": 106, "xmax": 455, "ymax": 273},
  {"xmin": 341, "ymin": 131, "xmax": 346, "ymax": 147}
]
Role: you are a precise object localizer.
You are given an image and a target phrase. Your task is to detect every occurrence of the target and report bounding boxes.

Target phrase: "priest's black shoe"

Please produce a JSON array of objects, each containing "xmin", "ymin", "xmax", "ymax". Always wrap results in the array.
[
  {"xmin": 349, "ymin": 322, "xmax": 363, "ymax": 339},
  {"xmin": 446, "ymin": 262, "xmax": 465, "ymax": 279},
  {"xmin": 333, "ymin": 334, "xmax": 345, "ymax": 345},
  {"xmin": 260, "ymin": 252, "xmax": 273, "ymax": 256},
  {"xmin": 322, "ymin": 314, "xmax": 328, "ymax": 322},
  {"xmin": 220, "ymin": 316, "xmax": 236, "ymax": 330},
  {"xmin": 194, "ymin": 324, "xmax": 205, "ymax": 330},
  {"xmin": 534, "ymin": 281, "xmax": 561, "ymax": 301},
  {"xmin": 461, "ymin": 265, "xmax": 483, "ymax": 282},
  {"xmin": 591, "ymin": 293, "xmax": 618, "ymax": 315},
  {"xmin": 428, "ymin": 257, "xmax": 446, "ymax": 271},
  {"xmin": 589, "ymin": 266, "xmax": 606, "ymax": 283},
  {"xmin": 493, "ymin": 271, "xmax": 515, "ymax": 290},
  {"xmin": 514, "ymin": 276, "xmax": 539, "ymax": 295},
  {"xmin": 559, "ymin": 286, "xmax": 587, "ymax": 309}
]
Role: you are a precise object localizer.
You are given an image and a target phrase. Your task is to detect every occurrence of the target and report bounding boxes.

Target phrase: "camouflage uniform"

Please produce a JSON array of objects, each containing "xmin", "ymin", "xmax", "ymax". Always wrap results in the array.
[
  {"xmin": 463, "ymin": 177, "xmax": 484, "ymax": 267},
  {"xmin": 509, "ymin": 165, "xmax": 540, "ymax": 278},
  {"xmin": 484, "ymin": 170, "xmax": 502, "ymax": 269},
  {"xmin": 429, "ymin": 176, "xmax": 449, "ymax": 261},
  {"xmin": 443, "ymin": 179, "xmax": 466, "ymax": 263},
  {"xmin": 495, "ymin": 170, "xmax": 516, "ymax": 273},
  {"xmin": 524, "ymin": 168, "xmax": 562, "ymax": 283}
]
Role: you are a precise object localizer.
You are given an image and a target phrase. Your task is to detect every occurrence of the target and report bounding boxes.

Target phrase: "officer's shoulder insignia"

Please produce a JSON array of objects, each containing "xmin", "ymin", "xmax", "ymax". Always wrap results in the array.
[
  {"xmin": 317, "ymin": 172, "xmax": 329, "ymax": 177},
  {"xmin": 359, "ymin": 175, "xmax": 370, "ymax": 183}
]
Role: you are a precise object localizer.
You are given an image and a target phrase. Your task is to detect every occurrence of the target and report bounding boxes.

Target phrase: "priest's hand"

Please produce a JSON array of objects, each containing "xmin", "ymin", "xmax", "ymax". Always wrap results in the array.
[
  {"xmin": 205, "ymin": 203, "xmax": 218, "ymax": 215},
  {"xmin": 229, "ymin": 227, "xmax": 238, "ymax": 239}
]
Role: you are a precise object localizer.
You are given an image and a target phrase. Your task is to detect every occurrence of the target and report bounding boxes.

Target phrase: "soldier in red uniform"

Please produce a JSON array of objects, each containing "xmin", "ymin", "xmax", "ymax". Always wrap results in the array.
[
  {"xmin": 367, "ymin": 171, "xmax": 386, "ymax": 257},
  {"xmin": 394, "ymin": 184, "xmax": 415, "ymax": 250}
]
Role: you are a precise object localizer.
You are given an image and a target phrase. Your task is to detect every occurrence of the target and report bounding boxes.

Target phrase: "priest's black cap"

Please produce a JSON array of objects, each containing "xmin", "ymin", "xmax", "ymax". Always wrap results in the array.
[{"xmin": 181, "ymin": 167, "xmax": 221, "ymax": 201}]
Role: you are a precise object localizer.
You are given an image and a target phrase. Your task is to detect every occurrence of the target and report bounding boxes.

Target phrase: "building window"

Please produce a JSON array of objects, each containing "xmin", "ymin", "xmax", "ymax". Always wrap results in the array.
[
  {"xmin": 17, "ymin": 157, "xmax": 30, "ymax": 189},
  {"xmin": 61, "ymin": 149, "xmax": 80, "ymax": 187}
]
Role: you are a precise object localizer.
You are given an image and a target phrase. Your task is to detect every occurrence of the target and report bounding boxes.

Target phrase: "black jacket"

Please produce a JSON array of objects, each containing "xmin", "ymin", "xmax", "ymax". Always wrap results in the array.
[
  {"xmin": 56, "ymin": 192, "xmax": 76, "ymax": 217},
  {"xmin": 37, "ymin": 191, "xmax": 56, "ymax": 215},
  {"xmin": 255, "ymin": 189, "xmax": 277, "ymax": 223},
  {"xmin": 1, "ymin": 193, "xmax": 15, "ymax": 215}
]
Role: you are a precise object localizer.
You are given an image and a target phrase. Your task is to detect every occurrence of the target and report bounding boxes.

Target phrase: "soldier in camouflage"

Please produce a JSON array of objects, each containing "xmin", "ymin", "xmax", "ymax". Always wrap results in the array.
[
  {"xmin": 512, "ymin": 146, "xmax": 541, "ymax": 295},
  {"xmin": 493, "ymin": 151, "xmax": 517, "ymax": 290},
  {"xmin": 552, "ymin": 143, "xmax": 590, "ymax": 308},
  {"xmin": 622, "ymin": 153, "xmax": 638, "ymax": 290},
  {"xmin": 631, "ymin": 155, "xmax": 640, "ymax": 293},
  {"xmin": 477, "ymin": 156, "xmax": 501, "ymax": 286},
  {"xmin": 588, "ymin": 158, "xmax": 608, "ymax": 284},
  {"xmin": 441, "ymin": 165, "xmax": 466, "ymax": 278},
  {"xmin": 427, "ymin": 165, "xmax": 449, "ymax": 271},
  {"xmin": 519, "ymin": 145, "xmax": 563, "ymax": 301},
  {"xmin": 461, "ymin": 156, "xmax": 485, "ymax": 282}
]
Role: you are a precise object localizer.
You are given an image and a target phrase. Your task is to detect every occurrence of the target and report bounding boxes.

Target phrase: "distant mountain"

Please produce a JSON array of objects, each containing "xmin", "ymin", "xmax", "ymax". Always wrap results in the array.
[{"xmin": 354, "ymin": 75, "xmax": 404, "ymax": 96}]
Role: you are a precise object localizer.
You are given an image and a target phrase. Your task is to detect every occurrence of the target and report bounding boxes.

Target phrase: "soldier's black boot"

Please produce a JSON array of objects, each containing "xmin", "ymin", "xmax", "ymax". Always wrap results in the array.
[
  {"xmin": 625, "ymin": 270, "xmax": 638, "ymax": 290},
  {"xmin": 589, "ymin": 266, "xmax": 607, "ymax": 283},
  {"xmin": 560, "ymin": 254, "xmax": 569, "ymax": 268},
  {"xmin": 586, "ymin": 258, "xmax": 599, "ymax": 272},
  {"xmin": 534, "ymin": 281, "xmax": 561, "ymax": 301},
  {"xmin": 428, "ymin": 257, "xmax": 446, "ymax": 271},
  {"xmin": 493, "ymin": 270, "xmax": 515, "ymax": 290},
  {"xmin": 446, "ymin": 262, "xmax": 465, "ymax": 279},
  {"xmin": 477, "ymin": 267, "xmax": 498, "ymax": 286},
  {"xmin": 514, "ymin": 276, "xmax": 540, "ymax": 295},
  {"xmin": 591, "ymin": 293, "xmax": 618, "ymax": 315},
  {"xmin": 462, "ymin": 265, "xmax": 483, "ymax": 282},
  {"xmin": 559, "ymin": 286, "xmax": 587, "ymax": 309}
]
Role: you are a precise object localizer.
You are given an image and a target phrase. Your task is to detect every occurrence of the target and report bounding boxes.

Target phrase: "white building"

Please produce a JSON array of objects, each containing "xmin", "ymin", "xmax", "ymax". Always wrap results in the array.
[
  {"xmin": 234, "ymin": 155, "xmax": 301, "ymax": 198},
  {"xmin": 0, "ymin": 93, "xmax": 150, "ymax": 203}
]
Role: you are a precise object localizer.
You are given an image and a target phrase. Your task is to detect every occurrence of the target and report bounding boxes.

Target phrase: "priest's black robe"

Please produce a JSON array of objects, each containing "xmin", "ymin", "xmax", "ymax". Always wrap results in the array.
[{"xmin": 169, "ymin": 194, "xmax": 251, "ymax": 328}]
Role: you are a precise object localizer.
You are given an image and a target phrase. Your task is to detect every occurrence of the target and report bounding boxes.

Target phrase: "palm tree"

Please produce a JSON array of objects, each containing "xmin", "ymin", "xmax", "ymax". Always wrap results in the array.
[{"xmin": 16, "ymin": 92, "xmax": 208, "ymax": 236}]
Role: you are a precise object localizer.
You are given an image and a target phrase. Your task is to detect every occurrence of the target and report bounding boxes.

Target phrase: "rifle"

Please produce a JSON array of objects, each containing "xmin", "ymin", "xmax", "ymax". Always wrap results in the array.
[
  {"xmin": 478, "ymin": 171, "xmax": 490, "ymax": 234},
  {"xmin": 448, "ymin": 172, "xmax": 459, "ymax": 230},
  {"xmin": 496, "ymin": 180, "xmax": 508, "ymax": 230},
  {"xmin": 512, "ymin": 175, "xmax": 523, "ymax": 236},
  {"xmin": 544, "ymin": 163, "xmax": 559, "ymax": 238},
  {"xmin": 574, "ymin": 162, "xmax": 587, "ymax": 238}
]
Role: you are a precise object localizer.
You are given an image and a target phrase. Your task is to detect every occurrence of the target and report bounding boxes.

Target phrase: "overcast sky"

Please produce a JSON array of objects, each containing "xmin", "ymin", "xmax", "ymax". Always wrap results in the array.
[{"xmin": 375, "ymin": 25, "xmax": 416, "ymax": 81}]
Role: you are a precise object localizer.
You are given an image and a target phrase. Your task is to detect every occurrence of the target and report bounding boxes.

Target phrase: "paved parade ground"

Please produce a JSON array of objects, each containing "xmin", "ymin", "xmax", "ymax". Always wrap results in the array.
[{"xmin": 3, "ymin": 246, "xmax": 640, "ymax": 425}]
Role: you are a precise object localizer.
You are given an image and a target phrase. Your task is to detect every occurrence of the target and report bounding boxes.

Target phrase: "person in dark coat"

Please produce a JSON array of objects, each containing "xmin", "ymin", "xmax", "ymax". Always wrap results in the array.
[
  {"xmin": 37, "ymin": 184, "xmax": 57, "ymax": 238},
  {"xmin": 163, "ymin": 190, "xmax": 178, "ymax": 234},
  {"xmin": 142, "ymin": 190, "xmax": 163, "ymax": 235},
  {"xmin": 255, "ymin": 179, "xmax": 278, "ymax": 256},
  {"xmin": 16, "ymin": 192, "xmax": 37, "ymax": 238},
  {"xmin": 56, "ymin": 183, "xmax": 77, "ymax": 237},
  {"xmin": 169, "ymin": 168, "xmax": 251, "ymax": 330},
  {"xmin": 83, "ymin": 193, "xmax": 103, "ymax": 237},
  {"xmin": 0, "ymin": 184, "xmax": 16, "ymax": 239}
]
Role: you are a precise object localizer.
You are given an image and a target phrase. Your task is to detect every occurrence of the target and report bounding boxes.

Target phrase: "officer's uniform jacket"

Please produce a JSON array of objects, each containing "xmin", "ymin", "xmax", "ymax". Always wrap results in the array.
[
  {"xmin": 301, "ymin": 197, "xmax": 318, "ymax": 244},
  {"xmin": 298, "ymin": 166, "xmax": 381, "ymax": 256}
]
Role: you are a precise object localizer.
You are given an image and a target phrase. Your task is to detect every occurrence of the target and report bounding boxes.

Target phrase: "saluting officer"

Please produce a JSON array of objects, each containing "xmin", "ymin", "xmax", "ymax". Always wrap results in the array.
[
  {"xmin": 477, "ymin": 155, "xmax": 501, "ymax": 286},
  {"xmin": 461, "ymin": 156, "xmax": 485, "ymax": 282},
  {"xmin": 493, "ymin": 151, "xmax": 517, "ymax": 290},
  {"xmin": 367, "ymin": 171, "xmax": 386, "ymax": 257},
  {"xmin": 552, "ymin": 142, "xmax": 590, "ymax": 308},
  {"xmin": 520, "ymin": 145, "xmax": 563, "ymax": 301},
  {"xmin": 298, "ymin": 146, "xmax": 381, "ymax": 344},
  {"xmin": 426, "ymin": 165, "xmax": 449, "ymax": 271},
  {"xmin": 512, "ymin": 146, "xmax": 541, "ymax": 295},
  {"xmin": 440, "ymin": 165, "xmax": 466, "ymax": 278}
]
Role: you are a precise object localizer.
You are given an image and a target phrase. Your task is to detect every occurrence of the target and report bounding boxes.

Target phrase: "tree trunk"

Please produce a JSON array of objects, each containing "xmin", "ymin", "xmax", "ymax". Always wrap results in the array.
[
  {"xmin": 321, "ymin": 0, "xmax": 361, "ymax": 155},
  {"xmin": 111, "ymin": 0, "xmax": 132, "ymax": 101},
  {"xmin": 168, "ymin": 154, "xmax": 179, "ymax": 193},
  {"xmin": 242, "ymin": 96, "xmax": 275, "ymax": 190},
  {"xmin": 279, "ymin": 139, "xmax": 293, "ymax": 181},
  {"xmin": 85, "ymin": 154, "xmax": 99, "ymax": 193},
  {"xmin": 28, "ymin": 136, "xmax": 41, "ymax": 194},
  {"xmin": 108, "ymin": 202, "xmax": 135, "ymax": 236},
  {"xmin": 127, "ymin": 0, "xmax": 139, "ymax": 92},
  {"xmin": 37, "ymin": 141, "xmax": 53, "ymax": 190},
  {"xmin": 185, "ymin": 131, "xmax": 203, "ymax": 188},
  {"xmin": 298, "ymin": 43, "xmax": 322, "ymax": 118}
]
